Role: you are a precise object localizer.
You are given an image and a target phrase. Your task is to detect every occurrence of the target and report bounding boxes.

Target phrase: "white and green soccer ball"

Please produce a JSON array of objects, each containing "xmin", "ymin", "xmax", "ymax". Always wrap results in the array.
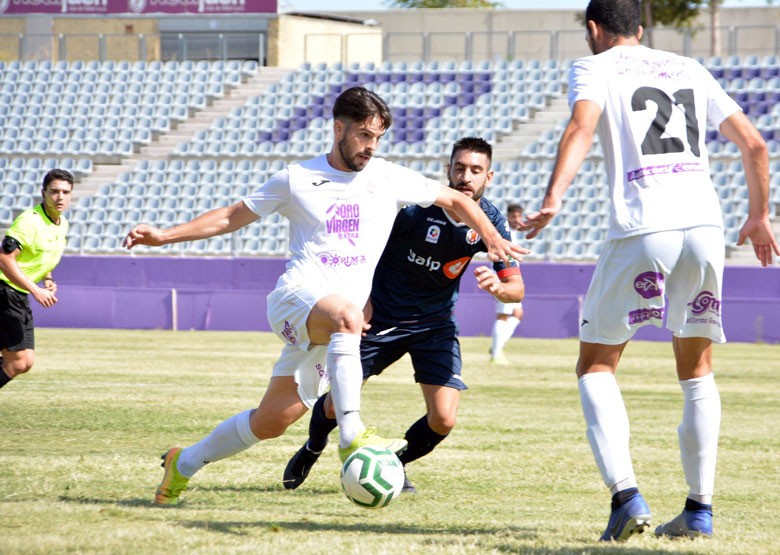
[{"xmin": 340, "ymin": 446, "xmax": 405, "ymax": 509}]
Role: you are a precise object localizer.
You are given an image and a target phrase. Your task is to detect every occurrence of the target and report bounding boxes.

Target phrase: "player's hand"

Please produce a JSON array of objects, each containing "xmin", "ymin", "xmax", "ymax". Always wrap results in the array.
[
  {"xmin": 31, "ymin": 285, "xmax": 57, "ymax": 308},
  {"xmin": 361, "ymin": 300, "xmax": 373, "ymax": 336},
  {"xmin": 474, "ymin": 266, "xmax": 502, "ymax": 296},
  {"xmin": 485, "ymin": 236, "xmax": 529, "ymax": 265},
  {"xmin": 519, "ymin": 200, "xmax": 562, "ymax": 239},
  {"xmin": 123, "ymin": 224, "xmax": 165, "ymax": 249},
  {"xmin": 737, "ymin": 216, "xmax": 780, "ymax": 267},
  {"xmin": 43, "ymin": 279, "xmax": 57, "ymax": 294}
]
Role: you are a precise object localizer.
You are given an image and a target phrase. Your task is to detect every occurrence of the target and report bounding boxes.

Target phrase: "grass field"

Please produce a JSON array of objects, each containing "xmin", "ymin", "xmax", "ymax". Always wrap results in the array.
[{"xmin": 1, "ymin": 328, "xmax": 778, "ymax": 554}]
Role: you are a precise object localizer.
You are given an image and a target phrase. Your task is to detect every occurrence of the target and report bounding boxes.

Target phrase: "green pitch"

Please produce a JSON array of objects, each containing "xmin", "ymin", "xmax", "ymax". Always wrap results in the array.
[{"xmin": 1, "ymin": 329, "xmax": 777, "ymax": 554}]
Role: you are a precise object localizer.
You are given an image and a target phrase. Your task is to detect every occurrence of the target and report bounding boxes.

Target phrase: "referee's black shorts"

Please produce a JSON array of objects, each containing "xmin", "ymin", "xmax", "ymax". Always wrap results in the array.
[{"xmin": 0, "ymin": 281, "xmax": 35, "ymax": 351}]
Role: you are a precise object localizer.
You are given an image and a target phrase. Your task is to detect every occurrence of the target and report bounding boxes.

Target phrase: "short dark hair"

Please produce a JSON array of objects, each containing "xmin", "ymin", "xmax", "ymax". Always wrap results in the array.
[
  {"xmin": 332, "ymin": 86, "xmax": 393, "ymax": 130},
  {"xmin": 507, "ymin": 203, "xmax": 524, "ymax": 215},
  {"xmin": 585, "ymin": 0, "xmax": 641, "ymax": 37},
  {"xmin": 450, "ymin": 136, "xmax": 492, "ymax": 168},
  {"xmin": 42, "ymin": 168, "xmax": 74, "ymax": 190}
]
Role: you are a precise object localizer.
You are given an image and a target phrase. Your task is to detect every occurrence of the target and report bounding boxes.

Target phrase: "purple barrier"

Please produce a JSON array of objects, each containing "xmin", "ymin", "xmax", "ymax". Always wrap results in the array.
[
  {"xmin": 31, "ymin": 256, "xmax": 780, "ymax": 343},
  {"xmin": 0, "ymin": 0, "xmax": 276, "ymax": 14}
]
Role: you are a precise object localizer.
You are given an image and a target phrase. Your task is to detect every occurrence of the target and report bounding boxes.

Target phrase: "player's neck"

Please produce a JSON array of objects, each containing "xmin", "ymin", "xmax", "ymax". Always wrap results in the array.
[{"xmin": 41, "ymin": 202, "xmax": 61, "ymax": 225}]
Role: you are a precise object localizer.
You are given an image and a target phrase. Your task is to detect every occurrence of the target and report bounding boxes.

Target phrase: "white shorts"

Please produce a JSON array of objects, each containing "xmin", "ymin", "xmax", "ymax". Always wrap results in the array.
[
  {"xmin": 271, "ymin": 344, "xmax": 330, "ymax": 409},
  {"xmin": 496, "ymin": 300, "xmax": 523, "ymax": 316},
  {"xmin": 580, "ymin": 226, "xmax": 726, "ymax": 345},
  {"xmin": 266, "ymin": 275, "xmax": 331, "ymax": 351}
]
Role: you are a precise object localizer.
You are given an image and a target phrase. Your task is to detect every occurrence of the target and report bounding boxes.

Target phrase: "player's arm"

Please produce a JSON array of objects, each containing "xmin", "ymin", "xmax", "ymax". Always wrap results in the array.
[
  {"xmin": 0, "ymin": 237, "xmax": 57, "ymax": 307},
  {"xmin": 474, "ymin": 265, "xmax": 524, "ymax": 304},
  {"xmin": 521, "ymin": 99, "xmax": 601, "ymax": 239},
  {"xmin": 433, "ymin": 185, "xmax": 529, "ymax": 264},
  {"xmin": 719, "ymin": 111, "xmax": 780, "ymax": 266},
  {"xmin": 123, "ymin": 201, "xmax": 259, "ymax": 250}
]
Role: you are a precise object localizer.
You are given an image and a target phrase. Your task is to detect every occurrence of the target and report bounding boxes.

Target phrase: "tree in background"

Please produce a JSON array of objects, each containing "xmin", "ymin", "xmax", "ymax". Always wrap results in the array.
[
  {"xmin": 642, "ymin": 0, "xmax": 706, "ymax": 48},
  {"xmin": 384, "ymin": 0, "xmax": 502, "ymax": 7}
]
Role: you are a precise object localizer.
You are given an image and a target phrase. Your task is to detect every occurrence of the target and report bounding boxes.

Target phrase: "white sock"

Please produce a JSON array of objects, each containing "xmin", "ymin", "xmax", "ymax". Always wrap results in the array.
[
  {"xmin": 490, "ymin": 319, "xmax": 504, "ymax": 356},
  {"xmin": 678, "ymin": 373, "xmax": 720, "ymax": 504},
  {"xmin": 177, "ymin": 409, "xmax": 259, "ymax": 478},
  {"xmin": 579, "ymin": 372, "xmax": 637, "ymax": 492},
  {"xmin": 327, "ymin": 332, "xmax": 364, "ymax": 448},
  {"xmin": 492, "ymin": 317, "xmax": 520, "ymax": 356}
]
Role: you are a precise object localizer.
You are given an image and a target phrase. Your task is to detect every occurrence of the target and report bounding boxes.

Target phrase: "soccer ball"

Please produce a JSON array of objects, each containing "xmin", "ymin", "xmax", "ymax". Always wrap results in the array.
[{"xmin": 340, "ymin": 446, "xmax": 405, "ymax": 509}]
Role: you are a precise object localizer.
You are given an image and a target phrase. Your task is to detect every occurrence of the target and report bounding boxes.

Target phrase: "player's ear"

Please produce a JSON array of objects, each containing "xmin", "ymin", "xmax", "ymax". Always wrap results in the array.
[{"xmin": 636, "ymin": 25, "xmax": 644, "ymax": 42}]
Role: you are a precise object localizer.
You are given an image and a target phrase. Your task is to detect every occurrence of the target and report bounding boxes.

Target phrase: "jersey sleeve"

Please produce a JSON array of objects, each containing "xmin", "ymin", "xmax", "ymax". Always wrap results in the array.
[
  {"xmin": 243, "ymin": 168, "xmax": 290, "ymax": 217},
  {"xmin": 6, "ymin": 208, "xmax": 35, "ymax": 251},
  {"xmin": 697, "ymin": 63, "xmax": 742, "ymax": 128},
  {"xmin": 568, "ymin": 56, "xmax": 606, "ymax": 109},
  {"xmin": 386, "ymin": 162, "xmax": 440, "ymax": 208}
]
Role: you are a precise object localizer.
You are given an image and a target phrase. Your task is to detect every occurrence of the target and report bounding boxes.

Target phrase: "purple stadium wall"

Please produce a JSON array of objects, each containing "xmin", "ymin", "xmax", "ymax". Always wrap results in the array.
[{"xmin": 32, "ymin": 256, "xmax": 780, "ymax": 343}]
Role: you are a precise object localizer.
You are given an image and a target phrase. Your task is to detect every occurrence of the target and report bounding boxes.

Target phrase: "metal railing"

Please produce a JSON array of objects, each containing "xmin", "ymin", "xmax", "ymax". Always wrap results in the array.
[
  {"xmin": 1, "ymin": 25, "xmax": 779, "ymax": 64},
  {"xmin": 0, "ymin": 32, "xmax": 266, "ymax": 63}
]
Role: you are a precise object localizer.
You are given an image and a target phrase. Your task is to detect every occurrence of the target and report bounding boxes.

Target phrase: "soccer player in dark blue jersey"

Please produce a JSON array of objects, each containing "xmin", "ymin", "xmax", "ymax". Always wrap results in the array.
[{"xmin": 284, "ymin": 137, "xmax": 526, "ymax": 492}]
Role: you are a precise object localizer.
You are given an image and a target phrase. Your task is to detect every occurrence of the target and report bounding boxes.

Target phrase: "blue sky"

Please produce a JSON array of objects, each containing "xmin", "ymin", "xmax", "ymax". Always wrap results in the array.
[{"xmin": 281, "ymin": 0, "xmax": 771, "ymax": 12}]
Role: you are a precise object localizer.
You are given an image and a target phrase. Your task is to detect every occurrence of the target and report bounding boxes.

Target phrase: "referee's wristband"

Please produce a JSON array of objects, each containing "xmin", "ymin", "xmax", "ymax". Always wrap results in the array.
[{"xmin": 43, "ymin": 277, "xmax": 55, "ymax": 283}]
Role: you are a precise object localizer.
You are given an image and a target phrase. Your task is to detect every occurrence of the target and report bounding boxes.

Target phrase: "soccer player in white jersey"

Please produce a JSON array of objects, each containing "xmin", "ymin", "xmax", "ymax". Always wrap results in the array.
[
  {"xmin": 123, "ymin": 86, "xmax": 526, "ymax": 506},
  {"xmin": 489, "ymin": 203, "xmax": 525, "ymax": 364},
  {"xmin": 521, "ymin": 0, "xmax": 779, "ymax": 543}
]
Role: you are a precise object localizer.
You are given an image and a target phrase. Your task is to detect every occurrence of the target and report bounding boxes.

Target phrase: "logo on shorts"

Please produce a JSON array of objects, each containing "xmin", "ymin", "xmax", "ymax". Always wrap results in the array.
[
  {"xmin": 688, "ymin": 291, "xmax": 721, "ymax": 316},
  {"xmin": 628, "ymin": 307, "xmax": 665, "ymax": 324},
  {"xmin": 315, "ymin": 362, "xmax": 328, "ymax": 380},
  {"xmin": 634, "ymin": 271, "xmax": 664, "ymax": 299},
  {"xmin": 426, "ymin": 225, "xmax": 440, "ymax": 244},
  {"xmin": 281, "ymin": 320, "xmax": 298, "ymax": 346}
]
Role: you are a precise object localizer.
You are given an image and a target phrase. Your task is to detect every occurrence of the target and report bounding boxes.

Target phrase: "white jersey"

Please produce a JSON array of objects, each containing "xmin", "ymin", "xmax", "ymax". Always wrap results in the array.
[
  {"xmin": 244, "ymin": 154, "xmax": 440, "ymax": 308},
  {"xmin": 569, "ymin": 45, "xmax": 741, "ymax": 240}
]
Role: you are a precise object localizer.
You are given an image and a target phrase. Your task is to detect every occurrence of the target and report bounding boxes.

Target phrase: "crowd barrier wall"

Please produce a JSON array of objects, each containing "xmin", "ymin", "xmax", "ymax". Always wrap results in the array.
[{"xmin": 32, "ymin": 256, "xmax": 780, "ymax": 344}]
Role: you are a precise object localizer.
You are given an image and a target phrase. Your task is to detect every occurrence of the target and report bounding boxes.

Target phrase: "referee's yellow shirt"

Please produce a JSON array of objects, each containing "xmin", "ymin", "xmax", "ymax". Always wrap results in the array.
[{"xmin": 1, "ymin": 204, "xmax": 69, "ymax": 293}]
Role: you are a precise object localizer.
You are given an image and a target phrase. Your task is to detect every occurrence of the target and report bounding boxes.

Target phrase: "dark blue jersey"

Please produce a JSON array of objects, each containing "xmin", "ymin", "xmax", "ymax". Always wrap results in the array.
[{"xmin": 369, "ymin": 197, "xmax": 518, "ymax": 324}]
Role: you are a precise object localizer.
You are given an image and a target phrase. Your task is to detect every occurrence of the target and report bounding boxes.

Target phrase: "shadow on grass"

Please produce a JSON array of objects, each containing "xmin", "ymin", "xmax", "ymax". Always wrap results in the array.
[
  {"xmin": 59, "ymin": 495, "xmax": 157, "ymax": 507},
  {"xmin": 175, "ymin": 519, "xmax": 710, "ymax": 555}
]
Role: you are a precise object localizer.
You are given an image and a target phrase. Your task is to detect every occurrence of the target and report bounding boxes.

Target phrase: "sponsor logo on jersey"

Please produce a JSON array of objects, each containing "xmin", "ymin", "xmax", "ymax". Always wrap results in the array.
[
  {"xmin": 634, "ymin": 271, "xmax": 664, "ymax": 299},
  {"xmin": 325, "ymin": 202, "xmax": 359, "ymax": 245},
  {"xmin": 465, "ymin": 229, "xmax": 480, "ymax": 245},
  {"xmin": 317, "ymin": 251, "xmax": 368, "ymax": 268},
  {"xmin": 628, "ymin": 307, "xmax": 664, "ymax": 324},
  {"xmin": 426, "ymin": 225, "xmax": 440, "ymax": 244},
  {"xmin": 312, "ymin": 179, "xmax": 330, "ymax": 186},
  {"xmin": 688, "ymin": 290, "xmax": 721, "ymax": 316},
  {"xmin": 443, "ymin": 256, "xmax": 471, "ymax": 279},
  {"xmin": 407, "ymin": 249, "xmax": 441, "ymax": 272}
]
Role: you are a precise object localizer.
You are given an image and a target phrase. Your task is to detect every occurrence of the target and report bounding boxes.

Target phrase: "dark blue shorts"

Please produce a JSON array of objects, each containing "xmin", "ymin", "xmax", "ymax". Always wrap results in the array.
[
  {"xmin": 0, "ymin": 281, "xmax": 34, "ymax": 351},
  {"xmin": 360, "ymin": 318, "xmax": 467, "ymax": 390}
]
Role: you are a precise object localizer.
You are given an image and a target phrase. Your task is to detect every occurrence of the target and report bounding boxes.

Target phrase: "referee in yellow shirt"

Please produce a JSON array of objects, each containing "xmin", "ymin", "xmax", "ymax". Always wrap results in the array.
[{"xmin": 0, "ymin": 169, "xmax": 73, "ymax": 389}]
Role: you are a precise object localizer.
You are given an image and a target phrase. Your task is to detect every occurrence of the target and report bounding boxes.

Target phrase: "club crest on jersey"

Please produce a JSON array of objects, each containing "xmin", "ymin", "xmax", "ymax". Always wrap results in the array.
[
  {"xmin": 465, "ymin": 229, "xmax": 480, "ymax": 245},
  {"xmin": 426, "ymin": 225, "xmax": 440, "ymax": 244}
]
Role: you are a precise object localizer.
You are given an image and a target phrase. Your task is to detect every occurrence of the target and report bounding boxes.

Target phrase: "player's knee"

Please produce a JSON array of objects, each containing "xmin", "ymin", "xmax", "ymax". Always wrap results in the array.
[
  {"xmin": 429, "ymin": 413, "xmax": 456, "ymax": 435},
  {"xmin": 4, "ymin": 354, "xmax": 34, "ymax": 377},
  {"xmin": 330, "ymin": 305, "xmax": 364, "ymax": 335}
]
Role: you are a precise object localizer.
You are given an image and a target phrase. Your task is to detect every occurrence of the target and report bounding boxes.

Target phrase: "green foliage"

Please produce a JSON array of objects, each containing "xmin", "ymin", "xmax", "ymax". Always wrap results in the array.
[
  {"xmin": 575, "ymin": 0, "xmax": 707, "ymax": 30},
  {"xmin": 651, "ymin": 0, "xmax": 708, "ymax": 28},
  {"xmin": 384, "ymin": 0, "xmax": 501, "ymax": 8},
  {"xmin": 1, "ymin": 329, "xmax": 779, "ymax": 554}
]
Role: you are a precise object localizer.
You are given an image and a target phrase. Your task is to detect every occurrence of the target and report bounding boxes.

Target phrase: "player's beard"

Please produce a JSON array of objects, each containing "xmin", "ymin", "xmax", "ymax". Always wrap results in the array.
[
  {"xmin": 449, "ymin": 179, "xmax": 483, "ymax": 202},
  {"xmin": 338, "ymin": 138, "xmax": 371, "ymax": 172}
]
